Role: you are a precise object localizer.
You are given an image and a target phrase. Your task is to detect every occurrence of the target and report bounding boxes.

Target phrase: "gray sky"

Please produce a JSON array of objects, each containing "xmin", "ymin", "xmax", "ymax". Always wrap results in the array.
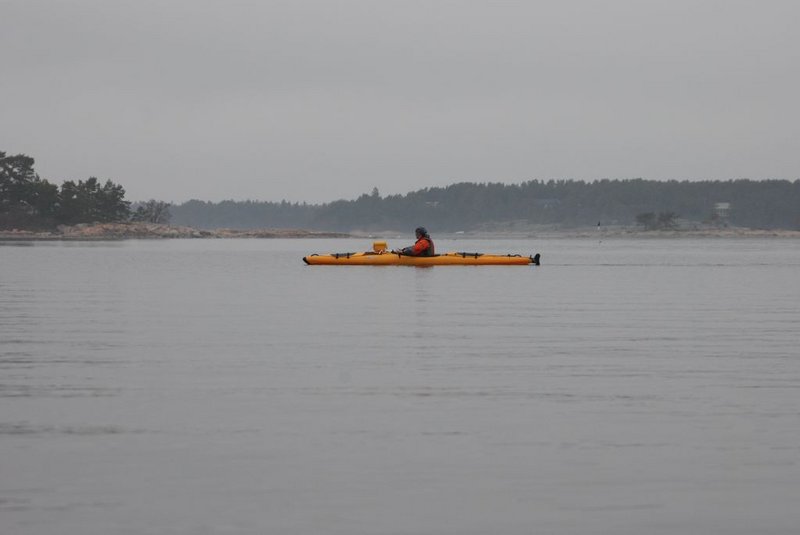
[{"xmin": 2, "ymin": 0, "xmax": 798, "ymax": 203}]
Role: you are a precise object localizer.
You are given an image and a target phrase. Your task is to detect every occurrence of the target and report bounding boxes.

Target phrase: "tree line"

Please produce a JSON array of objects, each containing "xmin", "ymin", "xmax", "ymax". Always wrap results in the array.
[
  {"xmin": 4, "ymin": 150, "xmax": 798, "ymax": 232},
  {"xmin": 1, "ymin": 151, "xmax": 170, "ymax": 229},
  {"xmin": 172, "ymin": 179, "xmax": 800, "ymax": 231}
]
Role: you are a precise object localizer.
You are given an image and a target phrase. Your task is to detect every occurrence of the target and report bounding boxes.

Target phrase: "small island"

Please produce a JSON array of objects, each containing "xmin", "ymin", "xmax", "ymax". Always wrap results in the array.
[{"xmin": 0, "ymin": 150, "xmax": 347, "ymax": 240}]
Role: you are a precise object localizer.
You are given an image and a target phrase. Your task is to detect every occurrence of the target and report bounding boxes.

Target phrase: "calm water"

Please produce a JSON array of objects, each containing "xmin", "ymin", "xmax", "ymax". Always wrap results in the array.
[{"xmin": 1, "ymin": 237, "xmax": 799, "ymax": 535}]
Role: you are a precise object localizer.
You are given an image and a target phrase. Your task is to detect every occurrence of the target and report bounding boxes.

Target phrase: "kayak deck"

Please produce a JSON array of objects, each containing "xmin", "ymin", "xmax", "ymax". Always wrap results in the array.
[{"xmin": 303, "ymin": 251, "xmax": 541, "ymax": 266}]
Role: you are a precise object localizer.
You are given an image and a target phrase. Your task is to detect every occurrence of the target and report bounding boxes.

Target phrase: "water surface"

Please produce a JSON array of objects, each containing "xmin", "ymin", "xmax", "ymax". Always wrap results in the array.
[{"xmin": 1, "ymin": 238, "xmax": 799, "ymax": 534}]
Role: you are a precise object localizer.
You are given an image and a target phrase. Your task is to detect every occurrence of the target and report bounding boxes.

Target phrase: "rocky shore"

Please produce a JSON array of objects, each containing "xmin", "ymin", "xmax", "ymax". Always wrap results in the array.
[
  {"xmin": 0, "ymin": 222, "xmax": 350, "ymax": 240},
  {"xmin": 1, "ymin": 222, "xmax": 798, "ymax": 241}
]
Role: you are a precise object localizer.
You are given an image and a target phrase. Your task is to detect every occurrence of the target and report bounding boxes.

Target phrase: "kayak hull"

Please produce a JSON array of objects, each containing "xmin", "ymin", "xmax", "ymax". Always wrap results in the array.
[{"xmin": 303, "ymin": 252, "xmax": 540, "ymax": 266}]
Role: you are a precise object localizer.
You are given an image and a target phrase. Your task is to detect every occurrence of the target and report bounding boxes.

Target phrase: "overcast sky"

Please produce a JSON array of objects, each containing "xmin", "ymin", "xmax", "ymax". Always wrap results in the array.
[{"xmin": 2, "ymin": 1, "xmax": 798, "ymax": 203}]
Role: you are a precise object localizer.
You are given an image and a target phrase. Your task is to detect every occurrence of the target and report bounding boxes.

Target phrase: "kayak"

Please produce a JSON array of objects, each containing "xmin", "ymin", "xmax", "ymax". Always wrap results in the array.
[
  {"xmin": 303, "ymin": 251, "xmax": 540, "ymax": 266},
  {"xmin": 303, "ymin": 241, "xmax": 540, "ymax": 266}
]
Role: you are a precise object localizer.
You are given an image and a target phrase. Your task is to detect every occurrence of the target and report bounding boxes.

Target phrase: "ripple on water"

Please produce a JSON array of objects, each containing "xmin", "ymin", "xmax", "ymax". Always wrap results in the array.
[{"xmin": 0, "ymin": 422, "xmax": 143, "ymax": 436}]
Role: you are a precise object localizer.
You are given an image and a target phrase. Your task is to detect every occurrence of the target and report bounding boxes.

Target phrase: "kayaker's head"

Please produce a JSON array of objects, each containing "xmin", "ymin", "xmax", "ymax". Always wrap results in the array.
[{"xmin": 415, "ymin": 226, "xmax": 428, "ymax": 239}]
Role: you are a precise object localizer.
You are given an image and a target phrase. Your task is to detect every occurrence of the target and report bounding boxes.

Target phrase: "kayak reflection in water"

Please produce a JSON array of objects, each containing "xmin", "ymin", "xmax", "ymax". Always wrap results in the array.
[{"xmin": 392, "ymin": 227, "xmax": 435, "ymax": 256}]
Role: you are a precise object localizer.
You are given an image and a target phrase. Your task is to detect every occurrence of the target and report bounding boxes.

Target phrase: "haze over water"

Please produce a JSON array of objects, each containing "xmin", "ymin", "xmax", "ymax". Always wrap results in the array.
[{"xmin": 2, "ymin": 238, "xmax": 799, "ymax": 534}]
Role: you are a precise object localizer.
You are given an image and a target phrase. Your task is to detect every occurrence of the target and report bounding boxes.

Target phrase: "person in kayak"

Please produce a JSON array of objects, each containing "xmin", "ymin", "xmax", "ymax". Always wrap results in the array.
[{"xmin": 393, "ymin": 227, "xmax": 435, "ymax": 256}]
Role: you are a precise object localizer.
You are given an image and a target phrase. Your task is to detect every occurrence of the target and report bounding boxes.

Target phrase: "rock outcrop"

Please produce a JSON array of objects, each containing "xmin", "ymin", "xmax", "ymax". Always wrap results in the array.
[{"xmin": 0, "ymin": 222, "xmax": 350, "ymax": 240}]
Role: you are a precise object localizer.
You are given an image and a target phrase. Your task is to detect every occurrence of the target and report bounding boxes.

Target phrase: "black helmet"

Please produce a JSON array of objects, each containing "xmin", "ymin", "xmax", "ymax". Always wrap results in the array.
[{"xmin": 415, "ymin": 226, "xmax": 428, "ymax": 237}]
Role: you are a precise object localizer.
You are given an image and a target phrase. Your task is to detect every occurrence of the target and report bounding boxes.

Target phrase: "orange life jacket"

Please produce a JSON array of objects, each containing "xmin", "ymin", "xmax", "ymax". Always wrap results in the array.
[{"xmin": 410, "ymin": 236, "xmax": 434, "ymax": 256}]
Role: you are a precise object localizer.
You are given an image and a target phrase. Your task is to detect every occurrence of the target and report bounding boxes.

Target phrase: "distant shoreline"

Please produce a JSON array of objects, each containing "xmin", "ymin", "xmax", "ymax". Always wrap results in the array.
[
  {"xmin": 1, "ymin": 222, "xmax": 799, "ymax": 241},
  {"xmin": 462, "ymin": 228, "xmax": 800, "ymax": 239},
  {"xmin": 0, "ymin": 223, "xmax": 350, "ymax": 241},
  {"xmin": 361, "ymin": 226, "xmax": 800, "ymax": 239}
]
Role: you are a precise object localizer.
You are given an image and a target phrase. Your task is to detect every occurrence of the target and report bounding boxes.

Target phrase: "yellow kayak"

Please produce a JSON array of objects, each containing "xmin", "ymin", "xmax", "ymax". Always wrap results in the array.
[{"xmin": 303, "ymin": 241, "xmax": 540, "ymax": 266}]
